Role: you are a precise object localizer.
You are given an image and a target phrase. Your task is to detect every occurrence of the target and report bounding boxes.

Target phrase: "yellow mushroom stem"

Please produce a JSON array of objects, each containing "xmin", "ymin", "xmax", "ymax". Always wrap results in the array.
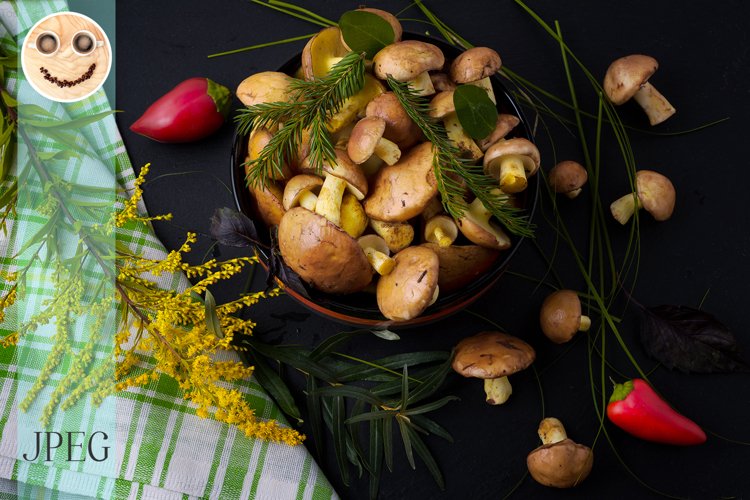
[
  {"xmin": 565, "ymin": 187, "xmax": 583, "ymax": 199},
  {"xmin": 484, "ymin": 376, "xmax": 512, "ymax": 405},
  {"xmin": 444, "ymin": 113, "xmax": 483, "ymax": 160},
  {"xmin": 469, "ymin": 76, "xmax": 496, "ymax": 104},
  {"xmin": 489, "ymin": 154, "xmax": 533, "ymax": 193},
  {"xmin": 632, "ymin": 81, "xmax": 676, "ymax": 126},
  {"xmin": 364, "ymin": 248, "xmax": 395, "ymax": 275},
  {"xmin": 609, "ymin": 192, "xmax": 642, "ymax": 225},
  {"xmin": 298, "ymin": 191, "xmax": 318, "ymax": 211},
  {"xmin": 579, "ymin": 315, "xmax": 592, "ymax": 332},
  {"xmin": 315, "ymin": 175, "xmax": 347, "ymax": 227},
  {"xmin": 407, "ymin": 71, "xmax": 435, "ymax": 96},
  {"xmin": 339, "ymin": 194, "xmax": 368, "ymax": 239},
  {"xmin": 433, "ymin": 227, "xmax": 453, "ymax": 247},
  {"xmin": 374, "ymin": 137, "xmax": 401, "ymax": 165},
  {"xmin": 425, "ymin": 216, "xmax": 458, "ymax": 248},
  {"xmin": 538, "ymin": 417, "xmax": 568, "ymax": 445},
  {"xmin": 428, "ymin": 285, "xmax": 440, "ymax": 306}
]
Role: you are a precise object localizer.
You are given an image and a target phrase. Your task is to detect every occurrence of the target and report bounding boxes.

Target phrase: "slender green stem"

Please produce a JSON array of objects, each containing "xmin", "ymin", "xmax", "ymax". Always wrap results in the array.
[
  {"xmin": 249, "ymin": 0, "xmax": 333, "ymax": 28},
  {"xmin": 208, "ymin": 33, "xmax": 316, "ymax": 58}
]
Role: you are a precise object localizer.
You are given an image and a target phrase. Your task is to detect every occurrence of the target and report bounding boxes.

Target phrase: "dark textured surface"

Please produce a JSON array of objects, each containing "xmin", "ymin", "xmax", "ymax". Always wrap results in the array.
[{"xmin": 117, "ymin": 1, "xmax": 750, "ymax": 498}]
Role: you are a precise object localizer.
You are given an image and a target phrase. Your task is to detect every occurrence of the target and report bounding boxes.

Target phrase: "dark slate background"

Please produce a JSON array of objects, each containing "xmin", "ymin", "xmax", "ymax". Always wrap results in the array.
[{"xmin": 116, "ymin": 1, "xmax": 750, "ymax": 498}]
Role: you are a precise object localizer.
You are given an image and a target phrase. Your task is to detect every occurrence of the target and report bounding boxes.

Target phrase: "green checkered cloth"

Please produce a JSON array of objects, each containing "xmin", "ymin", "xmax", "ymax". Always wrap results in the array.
[{"xmin": 0, "ymin": 1, "xmax": 336, "ymax": 499}]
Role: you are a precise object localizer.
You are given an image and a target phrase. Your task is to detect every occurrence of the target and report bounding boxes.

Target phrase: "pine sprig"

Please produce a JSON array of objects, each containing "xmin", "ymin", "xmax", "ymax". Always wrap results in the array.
[
  {"xmin": 235, "ymin": 51, "xmax": 366, "ymax": 186},
  {"xmin": 386, "ymin": 77, "xmax": 534, "ymax": 238}
]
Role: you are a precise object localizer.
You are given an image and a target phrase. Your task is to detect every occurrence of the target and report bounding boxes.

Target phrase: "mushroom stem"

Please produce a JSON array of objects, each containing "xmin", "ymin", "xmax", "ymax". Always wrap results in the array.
[
  {"xmin": 579, "ymin": 315, "xmax": 591, "ymax": 332},
  {"xmin": 609, "ymin": 192, "xmax": 642, "ymax": 225},
  {"xmin": 444, "ymin": 113, "xmax": 483, "ymax": 160},
  {"xmin": 632, "ymin": 82, "xmax": 676, "ymax": 126},
  {"xmin": 364, "ymin": 248, "xmax": 395, "ymax": 275},
  {"xmin": 407, "ymin": 71, "xmax": 436, "ymax": 96},
  {"xmin": 496, "ymin": 155, "xmax": 529, "ymax": 193},
  {"xmin": 565, "ymin": 188, "xmax": 583, "ymax": 199},
  {"xmin": 469, "ymin": 76, "xmax": 496, "ymax": 104},
  {"xmin": 538, "ymin": 417, "xmax": 568, "ymax": 445},
  {"xmin": 315, "ymin": 175, "xmax": 347, "ymax": 226},
  {"xmin": 374, "ymin": 137, "xmax": 401, "ymax": 165},
  {"xmin": 484, "ymin": 376, "xmax": 512, "ymax": 405},
  {"xmin": 428, "ymin": 285, "xmax": 440, "ymax": 306},
  {"xmin": 433, "ymin": 226, "xmax": 452, "ymax": 247},
  {"xmin": 299, "ymin": 191, "xmax": 318, "ymax": 211}
]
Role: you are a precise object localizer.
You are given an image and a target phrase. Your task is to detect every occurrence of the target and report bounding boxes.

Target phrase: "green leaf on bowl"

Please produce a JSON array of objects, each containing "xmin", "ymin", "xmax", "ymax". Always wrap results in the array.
[
  {"xmin": 339, "ymin": 10, "xmax": 394, "ymax": 59},
  {"xmin": 453, "ymin": 84, "xmax": 498, "ymax": 140}
]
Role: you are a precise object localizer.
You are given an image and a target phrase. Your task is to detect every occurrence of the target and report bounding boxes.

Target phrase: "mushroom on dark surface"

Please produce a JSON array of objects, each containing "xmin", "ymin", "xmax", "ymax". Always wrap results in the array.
[
  {"xmin": 609, "ymin": 169, "xmax": 675, "ymax": 224},
  {"xmin": 376, "ymin": 246, "xmax": 439, "ymax": 321},
  {"xmin": 483, "ymin": 137, "xmax": 540, "ymax": 194},
  {"xmin": 527, "ymin": 418, "xmax": 593, "ymax": 488},
  {"xmin": 452, "ymin": 331, "xmax": 536, "ymax": 405},
  {"xmin": 539, "ymin": 290, "xmax": 591, "ymax": 344},
  {"xmin": 603, "ymin": 54, "xmax": 675, "ymax": 126},
  {"xmin": 548, "ymin": 161, "xmax": 588, "ymax": 199}
]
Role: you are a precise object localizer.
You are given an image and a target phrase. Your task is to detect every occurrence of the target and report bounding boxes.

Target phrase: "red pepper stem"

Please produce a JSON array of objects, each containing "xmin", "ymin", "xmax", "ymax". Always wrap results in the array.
[
  {"xmin": 206, "ymin": 78, "xmax": 232, "ymax": 117},
  {"xmin": 609, "ymin": 379, "xmax": 634, "ymax": 403}
]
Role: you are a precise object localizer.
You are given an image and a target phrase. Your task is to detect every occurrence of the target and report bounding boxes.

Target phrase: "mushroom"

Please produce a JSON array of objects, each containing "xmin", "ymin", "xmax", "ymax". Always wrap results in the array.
[
  {"xmin": 358, "ymin": 234, "xmax": 395, "ymax": 276},
  {"xmin": 340, "ymin": 193, "xmax": 368, "ymax": 239},
  {"xmin": 449, "ymin": 46, "xmax": 502, "ymax": 104},
  {"xmin": 477, "ymin": 114, "xmax": 520, "ymax": 152},
  {"xmin": 452, "ymin": 331, "xmax": 536, "ymax": 405},
  {"xmin": 424, "ymin": 215, "xmax": 458, "ymax": 248},
  {"xmin": 328, "ymin": 74, "xmax": 386, "ymax": 134},
  {"xmin": 527, "ymin": 418, "xmax": 593, "ymax": 488},
  {"xmin": 341, "ymin": 8, "xmax": 402, "ymax": 49},
  {"xmin": 376, "ymin": 246, "xmax": 440, "ymax": 321},
  {"xmin": 301, "ymin": 149, "xmax": 367, "ymax": 227},
  {"xmin": 247, "ymin": 180, "xmax": 285, "ymax": 227},
  {"xmin": 603, "ymin": 54, "xmax": 675, "ymax": 126},
  {"xmin": 373, "ymin": 40, "xmax": 445, "ymax": 96},
  {"xmin": 483, "ymin": 138, "xmax": 540, "ymax": 194},
  {"xmin": 365, "ymin": 92, "xmax": 422, "ymax": 149},
  {"xmin": 539, "ymin": 290, "xmax": 591, "ymax": 344},
  {"xmin": 364, "ymin": 142, "xmax": 438, "ymax": 222},
  {"xmin": 456, "ymin": 196, "xmax": 512, "ymax": 250},
  {"xmin": 301, "ymin": 26, "xmax": 348, "ymax": 80},
  {"xmin": 430, "ymin": 72, "xmax": 456, "ymax": 93},
  {"xmin": 609, "ymin": 169, "xmax": 675, "ymax": 224},
  {"xmin": 347, "ymin": 116, "xmax": 401, "ymax": 166},
  {"xmin": 282, "ymin": 174, "xmax": 322, "ymax": 211},
  {"xmin": 278, "ymin": 207, "xmax": 373, "ymax": 294},
  {"xmin": 421, "ymin": 243, "xmax": 499, "ymax": 293},
  {"xmin": 370, "ymin": 219, "xmax": 414, "ymax": 253},
  {"xmin": 548, "ymin": 161, "xmax": 588, "ymax": 199},
  {"xmin": 429, "ymin": 90, "xmax": 483, "ymax": 160},
  {"xmin": 236, "ymin": 71, "xmax": 292, "ymax": 107},
  {"xmin": 247, "ymin": 128, "xmax": 292, "ymax": 180}
]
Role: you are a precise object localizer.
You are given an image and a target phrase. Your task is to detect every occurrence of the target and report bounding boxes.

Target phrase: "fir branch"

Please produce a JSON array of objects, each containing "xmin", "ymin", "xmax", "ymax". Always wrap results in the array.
[
  {"xmin": 387, "ymin": 77, "xmax": 534, "ymax": 238},
  {"xmin": 235, "ymin": 51, "xmax": 366, "ymax": 186}
]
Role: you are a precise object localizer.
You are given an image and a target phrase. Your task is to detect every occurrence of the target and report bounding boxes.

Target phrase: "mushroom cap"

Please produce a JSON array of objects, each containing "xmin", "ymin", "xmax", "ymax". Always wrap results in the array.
[
  {"xmin": 301, "ymin": 149, "xmax": 368, "ymax": 200},
  {"xmin": 428, "ymin": 90, "xmax": 455, "ymax": 119},
  {"xmin": 248, "ymin": 128, "xmax": 292, "ymax": 180},
  {"xmin": 548, "ymin": 161, "xmax": 588, "ymax": 195},
  {"xmin": 373, "ymin": 40, "xmax": 445, "ymax": 81},
  {"xmin": 348, "ymin": 117, "xmax": 386, "ymax": 164},
  {"xmin": 365, "ymin": 92, "xmax": 422, "ymax": 149},
  {"xmin": 635, "ymin": 169, "xmax": 675, "ymax": 221},
  {"xmin": 452, "ymin": 331, "xmax": 536, "ymax": 379},
  {"xmin": 539, "ymin": 290, "xmax": 583, "ymax": 344},
  {"xmin": 484, "ymin": 138, "xmax": 541, "ymax": 177},
  {"xmin": 603, "ymin": 54, "xmax": 659, "ymax": 105},
  {"xmin": 456, "ymin": 211, "xmax": 512, "ymax": 251},
  {"xmin": 527, "ymin": 439, "xmax": 593, "ymax": 488},
  {"xmin": 278, "ymin": 207, "xmax": 373, "ymax": 294},
  {"xmin": 376, "ymin": 246, "xmax": 439, "ymax": 321},
  {"xmin": 301, "ymin": 26, "xmax": 348, "ymax": 81},
  {"xmin": 478, "ymin": 114, "xmax": 521, "ymax": 152},
  {"xmin": 450, "ymin": 47, "xmax": 502, "ymax": 83},
  {"xmin": 282, "ymin": 174, "xmax": 323, "ymax": 210},
  {"xmin": 246, "ymin": 179, "xmax": 285, "ymax": 227},
  {"xmin": 236, "ymin": 71, "xmax": 293, "ymax": 107},
  {"xmin": 421, "ymin": 243, "xmax": 499, "ymax": 293},
  {"xmin": 364, "ymin": 142, "xmax": 438, "ymax": 222},
  {"xmin": 430, "ymin": 72, "xmax": 457, "ymax": 93}
]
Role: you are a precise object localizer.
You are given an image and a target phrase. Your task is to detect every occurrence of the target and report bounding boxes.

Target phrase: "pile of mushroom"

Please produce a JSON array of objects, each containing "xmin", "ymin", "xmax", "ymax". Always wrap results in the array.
[{"xmin": 236, "ymin": 8, "xmax": 537, "ymax": 321}]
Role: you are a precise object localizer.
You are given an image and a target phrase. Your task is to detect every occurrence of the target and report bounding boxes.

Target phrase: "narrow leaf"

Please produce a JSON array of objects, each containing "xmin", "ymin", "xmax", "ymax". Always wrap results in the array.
[
  {"xmin": 21, "ymin": 110, "xmax": 117, "ymax": 130},
  {"xmin": 336, "ymin": 351, "xmax": 449, "ymax": 382},
  {"xmin": 311, "ymin": 329, "xmax": 369, "ymax": 361},
  {"xmin": 406, "ymin": 425, "xmax": 446, "ymax": 490},
  {"xmin": 209, "ymin": 207, "xmax": 260, "ymax": 248},
  {"xmin": 338, "ymin": 10, "xmax": 395, "ymax": 59},
  {"xmin": 306, "ymin": 377, "xmax": 324, "ymax": 459},
  {"xmin": 369, "ymin": 418, "xmax": 384, "ymax": 500},
  {"xmin": 398, "ymin": 418, "xmax": 415, "ymax": 469},
  {"xmin": 453, "ymin": 84, "xmax": 499, "ymax": 139},
  {"xmin": 404, "ymin": 395, "xmax": 459, "ymax": 416},
  {"xmin": 246, "ymin": 352, "xmax": 303, "ymax": 425},
  {"xmin": 242, "ymin": 339, "xmax": 336, "ymax": 381},
  {"xmin": 204, "ymin": 289, "xmax": 224, "ymax": 339},
  {"xmin": 345, "ymin": 409, "xmax": 393, "ymax": 425},
  {"xmin": 407, "ymin": 355, "xmax": 454, "ymax": 405},
  {"xmin": 410, "ymin": 415, "xmax": 454, "ymax": 442},
  {"xmin": 383, "ymin": 417, "xmax": 394, "ymax": 472},
  {"xmin": 312, "ymin": 385, "xmax": 382, "ymax": 407},
  {"xmin": 400, "ymin": 365, "xmax": 409, "ymax": 411},
  {"xmin": 331, "ymin": 396, "xmax": 351, "ymax": 486}
]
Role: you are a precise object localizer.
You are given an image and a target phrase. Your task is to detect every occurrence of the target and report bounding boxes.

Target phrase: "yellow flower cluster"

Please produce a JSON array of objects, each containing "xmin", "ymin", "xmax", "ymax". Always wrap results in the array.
[{"xmin": 114, "ymin": 163, "xmax": 172, "ymax": 228}]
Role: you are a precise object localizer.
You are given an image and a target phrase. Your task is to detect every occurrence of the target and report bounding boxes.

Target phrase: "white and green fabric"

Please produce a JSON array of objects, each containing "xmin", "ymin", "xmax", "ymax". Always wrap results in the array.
[{"xmin": 0, "ymin": 1, "xmax": 335, "ymax": 498}]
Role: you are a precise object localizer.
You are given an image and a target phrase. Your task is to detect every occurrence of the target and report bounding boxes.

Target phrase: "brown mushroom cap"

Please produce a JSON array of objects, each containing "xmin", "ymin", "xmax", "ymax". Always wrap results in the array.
[
  {"xmin": 248, "ymin": 128, "xmax": 292, "ymax": 180},
  {"xmin": 548, "ymin": 161, "xmax": 588, "ymax": 196},
  {"xmin": 421, "ymin": 243, "xmax": 499, "ymax": 293},
  {"xmin": 428, "ymin": 90, "xmax": 455, "ymax": 119},
  {"xmin": 450, "ymin": 47, "xmax": 502, "ymax": 83},
  {"xmin": 376, "ymin": 246, "xmax": 439, "ymax": 321},
  {"xmin": 301, "ymin": 149, "xmax": 368, "ymax": 200},
  {"xmin": 539, "ymin": 290, "xmax": 583, "ymax": 344},
  {"xmin": 430, "ymin": 73, "xmax": 457, "ymax": 93},
  {"xmin": 365, "ymin": 92, "xmax": 422, "ymax": 149},
  {"xmin": 236, "ymin": 72, "xmax": 292, "ymax": 107},
  {"xmin": 278, "ymin": 207, "xmax": 373, "ymax": 294},
  {"xmin": 527, "ymin": 440, "xmax": 593, "ymax": 488},
  {"xmin": 347, "ymin": 117, "xmax": 386, "ymax": 164},
  {"xmin": 373, "ymin": 40, "xmax": 445, "ymax": 81},
  {"xmin": 452, "ymin": 331, "xmax": 536, "ymax": 379},
  {"xmin": 364, "ymin": 142, "xmax": 438, "ymax": 222},
  {"xmin": 478, "ymin": 114, "xmax": 521, "ymax": 152},
  {"xmin": 636, "ymin": 169, "xmax": 675, "ymax": 221},
  {"xmin": 603, "ymin": 54, "xmax": 659, "ymax": 105},
  {"xmin": 282, "ymin": 174, "xmax": 323, "ymax": 210},
  {"xmin": 246, "ymin": 180, "xmax": 285, "ymax": 227},
  {"xmin": 484, "ymin": 138, "xmax": 541, "ymax": 178}
]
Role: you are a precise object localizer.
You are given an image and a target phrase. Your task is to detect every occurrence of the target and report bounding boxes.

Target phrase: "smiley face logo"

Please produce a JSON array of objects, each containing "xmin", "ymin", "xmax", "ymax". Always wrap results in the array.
[{"xmin": 21, "ymin": 12, "xmax": 112, "ymax": 103}]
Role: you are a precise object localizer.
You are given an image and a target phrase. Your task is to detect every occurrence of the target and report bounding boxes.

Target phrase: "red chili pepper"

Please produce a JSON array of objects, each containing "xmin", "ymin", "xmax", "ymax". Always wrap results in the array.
[
  {"xmin": 607, "ymin": 379, "xmax": 706, "ymax": 446},
  {"xmin": 130, "ymin": 77, "xmax": 231, "ymax": 143}
]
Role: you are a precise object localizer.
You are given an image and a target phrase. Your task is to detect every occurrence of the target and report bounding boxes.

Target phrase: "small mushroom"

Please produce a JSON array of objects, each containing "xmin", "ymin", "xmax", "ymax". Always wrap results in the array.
[
  {"xmin": 340, "ymin": 193, "xmax": 368, "ymax": 239},
  {"xmin": 301, "ymin": 26, "xmax": 348, "ymax": 80},
  {"xmin": 478, "ymin": 114, "xmax": 521, "ymax": 152},
  {"xmin": 452, "ymin": 331, "xmax": 536, "ymax": 405},
  {"xmin": 364, "ymin": 142, "xmax": 438, "ymax": 222},
  {"xmin": 278, "ymin": 207, "xmax": 373, "ymax": 294},
  {"xmin": 609, "ymin": 169, "xmax": 675, "ymax": 224},
  {"xmin": 421, "ymin": 243, "xmax": 499, "ymax": 293},
  {"xmin": 365, "ymin": 91, "xmax": 422, "ymax": 149},
  {"xmin": 483, "ymin": 138, "xmax": 541, "ymax": 193},
  {"xmin": 373, "ymin": 40, "xmax": 445, "ymax": 96},
  {"xmin": 301, "ymin": 150, "xmax": 367, "ymax": 227},
  {"xmin": 236, "ymin": 71, "xmax": 292, "ymax": 107},
  {"xmin": 282, "ymin": 174, "xmax": 323, "ymax": 211},
  {"xmin": 527, "ymin": 418, "xmax": 593, "ymax": 488},
  {"xmin": 548, "ymin": 161, "xmax": 588, "ymax": 199},
  {"xmin": 429, "ymin": 90, "xmax": 483, "ymax": 160},
  {"xmin": 341, "ymin": 8, "xmax": 402, "ymax": 50},
  {"xmin": 450, "ymin": 46, "xmax": 502, "ymax": 104},
  {"xmin": 456, "ymin": 196, "xmax": 511, "ymax": 250},
  {"xmin": 347, "ymin": 116, "xmax": 402, "ymax": 166},
  {"xmin": 376, "ymin": 246, "xmax": 440, "ymax": 321},
  {"xmin": 424, "ymin": 215, "xmax": 458, "ymax": 248},
  {"xmin": 539, "ymin": 290, "xmax": 591, "ymax": 344},
  {"xmin": 603, "ymin": 54, "xmax": 675, "ymax": 126},
  {"xmin": 358, "ymin": 234, "xmax": 395, "ymax": 275},
  {"xmin": 370, "ymin": 219, "xmax": 414, "ymax": 253}
]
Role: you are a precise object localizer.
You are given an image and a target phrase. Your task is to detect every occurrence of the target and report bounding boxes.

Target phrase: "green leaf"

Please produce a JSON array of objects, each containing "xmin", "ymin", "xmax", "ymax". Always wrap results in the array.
[
  {"xmin": 331, "ymin": 395, "xmax": 350, "ymax": 486},
  {"xmin": 0, "ymin": 136, "xmax": 15, "ymax": 184},
  {"xmin": 403, "ymin": 395, "xmax": 459, "ymax": 416},
  {"xmin": 410, "ymin": 415, "xmax": 454, "ymax": 442},
  {"xmin": 407, "ymin": 355, "xmax": 454, "ymax": 405},
  {"xmin": 204, "ymin": 290, "xmax": 223, "ymax": 339},
  {"xmin": 336, "ymin": 351, "xmax": 448, "ymax": 382},
  {"xmin": 369, "ymin": 418, "xmax": 384, "ymax": 500},
  {"xmin": 371, "ymin": 328, "xmax": 400, "ymax": 341},
  {"xmin": 345, "ymin": 409, "xmax": 393, "ymax": 425},
  {"xmin": 453, "ymin": 84, "xmax": 498, "ymax": 140},
  {"xmin": 347, "ymin": 399, "xmax": 368, "ymax": 477},
  {"xmin": 241, "ymin": 339, "xmax": 336, "ymax": 381},
  {"xmin": 247, "ymin": 352, "xmax": 303, "ymax": 425},
  {"xmin": 310, "ymin": 329, "xmax": 369, "ymax": 361},
  {"xmin": 400, "ymin": 365, "xmax": 409, "ymax": 411},
  {"xmin": 20, "ymin": 110, "xmax": 117, "ymax": 130},
  {"xmin": 397, "ymin": 417, "xmax": 415, "ymax": 469},
  {"xmin": 406, "ymin": 425, "xmax": 446, "ymax": 490},
  {"xmin": 338, "ymin": 10, "xmax": 394, "ymax": 59},
  {"xmin": 312, "ymin": 385, "xmax": 382, "ymax": 407},
  {"xmin": 0, "ymin": 179, "xmax": 17, "ymax": 209},
  {"xmin": 383, "ymin": 417, "xmax": 394, "ymax": 472},
  {"xmin": 306, "ymin": 377, "xmax": 324, "ymax": 459},
  {"xmin": 1, "ymin": 90, "xmax": 16, "ymax": 108}
]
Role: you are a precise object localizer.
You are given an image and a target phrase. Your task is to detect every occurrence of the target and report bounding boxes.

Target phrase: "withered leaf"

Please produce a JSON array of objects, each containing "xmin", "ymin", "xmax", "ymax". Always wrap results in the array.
[{"xmin": 209, "ymin": 207, "xmax": 260, "ymax": 248}]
